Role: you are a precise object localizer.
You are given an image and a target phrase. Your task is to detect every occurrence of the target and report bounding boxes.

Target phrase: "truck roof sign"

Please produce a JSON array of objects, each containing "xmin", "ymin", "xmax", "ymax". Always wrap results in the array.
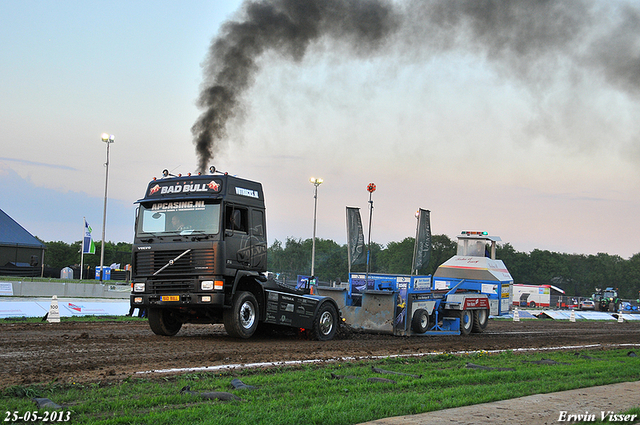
[{"xmin": 136, "ymin": 174, "xmax": 264, "ymax": 206}]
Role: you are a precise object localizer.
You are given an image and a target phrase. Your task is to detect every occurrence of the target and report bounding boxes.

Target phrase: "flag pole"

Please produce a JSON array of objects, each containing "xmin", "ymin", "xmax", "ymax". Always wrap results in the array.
[
  {"xmin": 80, "ymin": 217, "xmax": 85, "ymax": 281},
  {"xmin": 346, "ymin": 208, "xmax": 352, "ymax": 275}
]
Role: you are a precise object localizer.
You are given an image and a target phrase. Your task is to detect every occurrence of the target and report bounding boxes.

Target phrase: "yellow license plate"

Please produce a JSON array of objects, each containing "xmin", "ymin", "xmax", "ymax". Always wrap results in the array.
[{"xmin": 161, "ymin": 295, "xmax": 180, "ymax": 302}]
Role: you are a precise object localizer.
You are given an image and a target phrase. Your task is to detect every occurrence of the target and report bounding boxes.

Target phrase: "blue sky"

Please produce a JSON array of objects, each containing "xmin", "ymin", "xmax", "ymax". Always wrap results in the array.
[{"xmin": 1, "ymin": 0, "xmax": 639, "ymax": 259}]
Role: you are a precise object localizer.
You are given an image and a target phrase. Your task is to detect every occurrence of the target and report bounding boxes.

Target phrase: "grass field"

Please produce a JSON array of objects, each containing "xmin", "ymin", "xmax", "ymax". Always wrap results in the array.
[{"xmin": 2, "ymin": 348, "xmax": 639, "ymax": 424}]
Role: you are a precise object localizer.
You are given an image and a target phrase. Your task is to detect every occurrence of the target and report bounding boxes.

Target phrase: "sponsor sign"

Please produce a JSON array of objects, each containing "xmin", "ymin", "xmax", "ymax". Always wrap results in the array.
[
  {"xmin": 0, "ymin": 282, "xmax": 13, "ymax": 296},
  {"xmin": 413, "ymin": 277, "xmax": 431, "ymax": 290},
  {"xmin": 235, "ymin": 187, "xmax": 259, "ymax": 198},
  {"xmin": 151, "ymin": 200, "xmax": 206, "ymax": 212},
  {"xmin": 148, "ymin": 180, "xmax": 222, "ymax": 197},
  {"xmin": 463, "ymin": 297, "xmax": 490, "ymax": 309}
]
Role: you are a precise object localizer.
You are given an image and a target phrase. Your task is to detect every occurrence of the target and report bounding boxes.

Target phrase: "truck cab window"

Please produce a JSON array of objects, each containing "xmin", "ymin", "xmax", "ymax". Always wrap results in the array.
[
  {"xmin": 252, "ymin": 210, "xmax": 264, "ymax": 236},
  {"xmin": 226, "ymin": 206, "xmax": 247, "ymax": 233}
]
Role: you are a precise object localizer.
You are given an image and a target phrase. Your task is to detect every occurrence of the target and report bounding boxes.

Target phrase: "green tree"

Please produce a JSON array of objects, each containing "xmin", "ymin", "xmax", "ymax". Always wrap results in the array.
[
  {"xmin": 428, "ymin": 234, "xmax": 457, "ymax": 274},
  {"xmin": 44, "ymin": 241, "xmax": 79, "ymax": 269},
  {"xmin": 377, "ymin": 237, "xmax": 415, "ymax": 274},
  {"xmin": 43, "ymin": 240, "xmax": 132, "ymax": 271}
]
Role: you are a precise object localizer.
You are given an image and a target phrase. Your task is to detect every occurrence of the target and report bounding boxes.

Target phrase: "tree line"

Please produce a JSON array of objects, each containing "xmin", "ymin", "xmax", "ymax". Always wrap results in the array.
[
  {"xmin": 267, "ymin": 236, "xmax": 640, "ymax": 300},
  {"xmin": 41, "ymin": 240, "xmax": 133, "ymax": 273},
  {"xmin": 41, "ymin": 236, "xmax": 640, "ymax": 299}
]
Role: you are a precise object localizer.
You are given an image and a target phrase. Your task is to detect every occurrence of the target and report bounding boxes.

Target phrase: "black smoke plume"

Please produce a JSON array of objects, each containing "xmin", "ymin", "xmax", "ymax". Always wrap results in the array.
[
  {"xmin": 192, "ymin": 0, "xmax": 399, "ymax": 172},
  {"xmin": 193, "ymin": 0, "xmax": 640, "ymax": 171}
]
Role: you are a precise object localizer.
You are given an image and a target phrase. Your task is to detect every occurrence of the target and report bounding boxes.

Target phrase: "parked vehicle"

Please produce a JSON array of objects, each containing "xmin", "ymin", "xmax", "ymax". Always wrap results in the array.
[
  {"xmin": 592, "ymin": 287, "xmax": 621, "ymax": 312},
  {"xmin": 512, "ymin": 284, "xmax": 565, "ymax": 308},
  {"xmin": 579, "ymin": 299, "xmax": 595, "ymax": 310}
]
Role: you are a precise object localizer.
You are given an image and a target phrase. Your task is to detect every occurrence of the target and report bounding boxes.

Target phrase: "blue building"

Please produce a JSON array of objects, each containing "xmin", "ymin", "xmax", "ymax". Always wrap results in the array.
[{"xmin": 0, "ymin": 209, "xmax": 46, "ymax": 277}]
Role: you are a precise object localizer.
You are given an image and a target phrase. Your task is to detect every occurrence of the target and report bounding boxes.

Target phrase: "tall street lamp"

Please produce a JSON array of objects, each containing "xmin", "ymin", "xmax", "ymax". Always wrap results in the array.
[
  {"xmin": 309, "ymin": 177, "xmax": 323, "ymax": 278},
  {"xmin": 99, "ymin": 133, "xmax": 114, "ymax": 283},
  {"xmin": 365, "ymin": 182, "xmax": 376, "ymax": 283}
]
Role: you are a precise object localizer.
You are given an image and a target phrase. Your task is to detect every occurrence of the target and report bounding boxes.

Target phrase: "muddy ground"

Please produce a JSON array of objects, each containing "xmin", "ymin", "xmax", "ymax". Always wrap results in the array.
[{"xmin": 2, "ymin": 318, "xmax": 640, "ymax": 389}]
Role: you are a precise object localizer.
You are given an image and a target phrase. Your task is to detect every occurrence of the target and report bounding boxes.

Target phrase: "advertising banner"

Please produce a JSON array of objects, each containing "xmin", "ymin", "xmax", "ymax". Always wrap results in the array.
[
  {"xmin": 346, "ymin": 207, "xmax": 366, "ymax": 266},
  {"xmin": 413, "ymin": 209, "xmax": 432, "ymax": 271}
]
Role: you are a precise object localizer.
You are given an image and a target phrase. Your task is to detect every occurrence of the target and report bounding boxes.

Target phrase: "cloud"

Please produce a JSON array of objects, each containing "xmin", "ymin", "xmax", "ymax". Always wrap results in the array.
[{"xmin": 0, "ymin": 157, "xmax": 77, "ymax": 171}]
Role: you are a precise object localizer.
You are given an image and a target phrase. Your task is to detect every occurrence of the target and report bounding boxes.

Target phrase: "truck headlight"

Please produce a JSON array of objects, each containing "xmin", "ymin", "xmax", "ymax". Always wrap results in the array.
[
  {"xmin": 201, "ymin": 280, "xmax": 223, "ymax": 290},
  {"xmin": 133, "ymin": 283, "xmax": 145, "ymax": 292}
]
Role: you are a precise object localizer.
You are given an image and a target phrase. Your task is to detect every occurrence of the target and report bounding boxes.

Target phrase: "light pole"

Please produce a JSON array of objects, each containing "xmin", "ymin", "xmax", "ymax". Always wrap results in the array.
[
  {"xmin": 309, "ymin": 177, "xmax": 323, "ymax": 278},
  {"xmin": 99, "ymin": 133, "xmax": 114, "ymax": 283},
  {"xmin": 365, "ymin": 182, "xmax": 376, "ymax": 283}
]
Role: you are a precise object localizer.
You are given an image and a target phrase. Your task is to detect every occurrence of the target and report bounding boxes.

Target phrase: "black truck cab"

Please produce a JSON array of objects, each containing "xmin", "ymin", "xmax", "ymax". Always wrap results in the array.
[{"xmin": 130, "ymin": 168, "xmax": 339, "ymax": 340}]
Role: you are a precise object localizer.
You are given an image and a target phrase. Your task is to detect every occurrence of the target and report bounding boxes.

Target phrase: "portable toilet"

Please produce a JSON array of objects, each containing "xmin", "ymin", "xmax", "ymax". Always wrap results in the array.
[
  {"xmin": 95, "ymin": 266, "xmax": 111, "ymax": 280},
  {"xmin": 60, "ymin": 267, "xmax": 73, "ymax": 279}
]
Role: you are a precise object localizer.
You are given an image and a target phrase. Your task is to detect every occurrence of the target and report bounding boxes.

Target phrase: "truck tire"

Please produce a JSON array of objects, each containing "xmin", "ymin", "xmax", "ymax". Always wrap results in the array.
[
  {"xmin": 148, "ymin": 308, "xmax": 182, "ymax": 336},
  {"xmin": 223, "ymin": 291, "xmax": 259, "ymax": 339},
  {"xmin": 411, "ymin": 309, "xmax": 430, "ymax": 334},
  {"xmin": 312, "ymin": 303, "xmax": 338, "ymax": 341},
  {"xmin": 472, "ymin": 308, "xmax": 489, "ymax": 333},
  {"xmin": 459, "ymin": 310, "xmax": 473, "ymax": 335}
]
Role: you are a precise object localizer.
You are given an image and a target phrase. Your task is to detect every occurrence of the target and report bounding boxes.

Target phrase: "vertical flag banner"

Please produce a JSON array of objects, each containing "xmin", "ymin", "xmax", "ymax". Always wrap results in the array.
[
  {"xmin": 83, "ymin": 219, "xmax": 96, "ymax": 254},
  {"xmin": 346, "ymin": 207, "xmax": 366, "ymax": 267},
  {"xmin": 412, "ymin": 209, "xmax": 432, "ymax": 272}
]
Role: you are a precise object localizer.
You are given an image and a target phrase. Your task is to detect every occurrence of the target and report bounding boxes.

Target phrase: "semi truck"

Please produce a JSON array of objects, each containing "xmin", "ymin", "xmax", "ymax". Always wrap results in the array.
[
  {"xmin": 129, "ymin": 167, "xmax": 340, "ymax": 340},
  {"xmin": 317, "ymin": 231, "xmax": 513, "ymax": 336}
]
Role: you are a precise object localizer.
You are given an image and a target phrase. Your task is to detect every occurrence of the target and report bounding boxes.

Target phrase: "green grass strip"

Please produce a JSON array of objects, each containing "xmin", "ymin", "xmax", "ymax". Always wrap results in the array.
[{"xmin": 2, "ymin": 349, "xmax": 639, "ymax": 425}]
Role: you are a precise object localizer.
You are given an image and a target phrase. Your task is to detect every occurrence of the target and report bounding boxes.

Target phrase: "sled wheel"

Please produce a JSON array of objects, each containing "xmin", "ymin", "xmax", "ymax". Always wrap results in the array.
[
  {"xmin": 148, "ymin": 308, "xmax": 182, "ymax": 336},
  {"xmin": 472, "ymin": 308, "xmax": 489, "ymax": 333},
  {"xmin": 224, "ymin": 291, "xmax": 259, "ymax": 339},
  {"xmin": 313, "ymin": 303, "xmax": 338, "ymax": 341},
  {"xmin": 411, "ymin": 309, "xmax": 430, "ymax": 334},
  {"xmin": 459, "ymin": 310, "xmax": 473, "ymax": 335}
]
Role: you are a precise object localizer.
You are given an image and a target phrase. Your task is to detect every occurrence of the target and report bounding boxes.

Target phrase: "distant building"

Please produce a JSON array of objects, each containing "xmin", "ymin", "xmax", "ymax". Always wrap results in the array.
[{"xmin": 0, "ymin": 209, "xmax": 46, "ymax": 277}]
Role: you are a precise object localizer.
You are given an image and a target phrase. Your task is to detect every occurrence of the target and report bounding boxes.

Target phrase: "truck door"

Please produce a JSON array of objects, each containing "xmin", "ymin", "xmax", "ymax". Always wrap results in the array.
[
  {"xmin": 225, "ymin": 205, "xmax": 250, "ymax": 269},
  {"xmin": 224, "ymin": 205, "xmax": 267, "ymax": 271},
  {"xmin": 250, "ymin": 209, "xmax": 267, "ymax": 269}
]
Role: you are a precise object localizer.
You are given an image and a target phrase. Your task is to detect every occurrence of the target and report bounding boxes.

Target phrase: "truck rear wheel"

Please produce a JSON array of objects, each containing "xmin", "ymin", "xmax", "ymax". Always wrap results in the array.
[
  {"xmin": 459, "ymin": 310, "xmax": 473, "ymax": 335},
  {"xmin": 411, "ymin": 309, "xmax": 430, "ymax": 334},
  {"xmin": 223, "ymin": 291, "xmax": 259, "ymax": 339},
  {"xmin": 148, "ymin": 308, "xmax": 182, "ymax": 336},
  {"xmin": 313, "ymin": 303, "xmax": 338, "ymax": 341},
  {"xmin": 472, "ymin": 308, "xmax": 489, "ymax": 333}
]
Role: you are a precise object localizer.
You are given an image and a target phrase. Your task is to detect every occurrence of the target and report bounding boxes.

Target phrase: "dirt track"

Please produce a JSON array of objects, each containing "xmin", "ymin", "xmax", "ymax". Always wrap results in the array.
[{"xmin": 2, "ymin": 318, "xmax": 640, "ymax": 389}]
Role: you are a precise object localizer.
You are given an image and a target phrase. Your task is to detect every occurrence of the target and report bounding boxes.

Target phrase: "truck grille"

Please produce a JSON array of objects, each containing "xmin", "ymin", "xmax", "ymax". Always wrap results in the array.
[
  {"xmin": 147, "ymin": 279, "xmax": 193, "ymax": 293},
  {"xmin": 135, "ymin": 249, "xmax": 215, "ymax": 277}
]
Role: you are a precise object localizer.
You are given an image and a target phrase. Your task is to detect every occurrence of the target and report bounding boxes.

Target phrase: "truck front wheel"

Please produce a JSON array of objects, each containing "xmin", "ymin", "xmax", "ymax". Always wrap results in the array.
[
  {"xmin": 224, "ymin": 291, "xmax": 259, "ymax": 339},
  {"xmin": 148, "ymin": 308, "xmax": 182, "ymax": 336},
  {"xmin": 313, "ymin": 303, "xmax": 338, "ymax": 341}
]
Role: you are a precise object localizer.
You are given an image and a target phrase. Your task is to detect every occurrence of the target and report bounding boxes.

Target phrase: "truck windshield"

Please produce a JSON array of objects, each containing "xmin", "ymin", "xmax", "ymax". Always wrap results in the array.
[
  {"xmin": 457, "ymin": 238, "xmax": 487, "ymax": 257},
  {"xmin": 136, "ymin": 201, "xmax": 221, "ymax": 236}
]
